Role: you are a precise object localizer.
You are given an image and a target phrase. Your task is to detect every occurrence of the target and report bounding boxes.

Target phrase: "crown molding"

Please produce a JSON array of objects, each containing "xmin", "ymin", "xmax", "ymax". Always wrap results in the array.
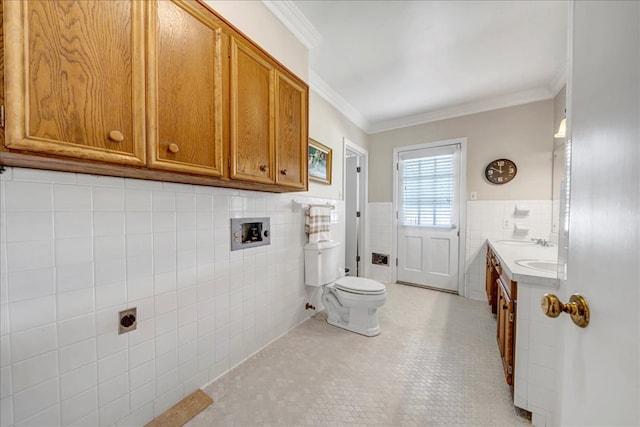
[
  {"xmin": 309, "ymin": 70, "xmax": 371, "ymax": 132},
  {"xmin": 548, "ymin": 65, "xmax": 567, "ymax": 96},
  {"xmin": 262, "ymin": 0, "xmax": 322, "ymax": 49},
  {"xmin": 368, "ymin": 87, "xmax": 556, "ymax": 134}
]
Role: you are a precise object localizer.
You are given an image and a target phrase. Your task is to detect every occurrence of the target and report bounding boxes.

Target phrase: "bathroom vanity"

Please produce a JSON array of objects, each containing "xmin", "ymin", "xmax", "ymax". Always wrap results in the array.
[{"xmin": 485, "ymin": 239, "xmax": 560, "ymax": 426}]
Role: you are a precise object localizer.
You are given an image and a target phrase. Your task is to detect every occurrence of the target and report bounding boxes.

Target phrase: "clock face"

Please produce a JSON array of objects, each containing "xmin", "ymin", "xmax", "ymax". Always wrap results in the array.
[{"xmin": 485, "ymin": 159, "xmax": 517, "ymax": 184}]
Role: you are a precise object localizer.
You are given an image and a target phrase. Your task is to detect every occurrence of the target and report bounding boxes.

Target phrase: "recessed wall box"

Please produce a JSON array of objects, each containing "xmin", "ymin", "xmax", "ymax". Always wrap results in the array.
[
  {"xmin": 372, "ymin": 253, "xmax": 389, "ymax": 266},
  {"xmin": 231, "ymin": 217, "xmax": 271, "ymax": 251}
]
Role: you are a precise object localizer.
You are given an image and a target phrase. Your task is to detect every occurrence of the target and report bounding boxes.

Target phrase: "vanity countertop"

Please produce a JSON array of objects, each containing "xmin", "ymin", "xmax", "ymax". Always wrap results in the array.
[{"xmin": 487, "ymin": 239, "xmax": 560, "ymax": 286}]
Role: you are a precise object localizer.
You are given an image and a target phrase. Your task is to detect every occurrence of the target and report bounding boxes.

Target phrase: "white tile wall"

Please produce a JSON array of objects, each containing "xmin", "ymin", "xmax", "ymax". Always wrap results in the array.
[
  {"xmin": 465, "ymin": 200, "xmax": 552, "ymax": 301},
  {"xmin": 367, "ymin": 203, "xmax": 393, "ymax": 284},
  {"xmin": 514, "ymin": 281, "xmax": 561, "ymax": 425},
  {"xmin": 366, "ymin": 200, "xmax": 551, "ymax": 297},
  {"xmin": 0, "ymin": 167, "xmax": 343, "ymax": 427}
]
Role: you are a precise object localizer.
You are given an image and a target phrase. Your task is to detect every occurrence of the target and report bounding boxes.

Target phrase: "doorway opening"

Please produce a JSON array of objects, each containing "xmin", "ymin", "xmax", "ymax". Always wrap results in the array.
[
  {"xmin": 344, "ymin": 138, "xmax": 368, "ymax": 278},
  {"xmin": 393, "ymin": 138, "xmax": 467, "ymax": 295}
]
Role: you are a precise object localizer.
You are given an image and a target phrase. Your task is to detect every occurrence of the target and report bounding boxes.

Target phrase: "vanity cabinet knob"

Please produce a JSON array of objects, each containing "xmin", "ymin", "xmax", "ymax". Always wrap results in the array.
[
  {"xmin": 280, "ymin": 169, "xmax": 287, "ymax": 176},
  {"xmin": 259, "ymin": 165, "xmax": 268, "ymax": 172},
  {"xmin": 108, "ymin": 130, "xmax": 124, "ymax": 142},
  {"xmin": 168, "ymin": 143, "xmax": 180, "ymax": 153}
]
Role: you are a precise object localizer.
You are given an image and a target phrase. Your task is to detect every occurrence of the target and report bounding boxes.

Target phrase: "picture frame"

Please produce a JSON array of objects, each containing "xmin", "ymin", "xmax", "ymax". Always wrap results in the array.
[{"xmin": 308, "ymin": 138, "xmax": 332, "ymax": 184}]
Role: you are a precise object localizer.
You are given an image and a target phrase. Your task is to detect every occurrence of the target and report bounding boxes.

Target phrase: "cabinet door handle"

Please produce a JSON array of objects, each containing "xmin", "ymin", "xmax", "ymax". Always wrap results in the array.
[
  {"xmin": 168, "ymin": 143, "xmax": 179, "ymax": 153},
  {"xmin": 108, "ymin": 130, "xmax": 124, "ymax": 142},
  {"xmin": 503, "ymin": 304, "xmax": 508, "ymax": 310},
  {"xmin": 280, "ymin": 169, "xmax": 287, "ymax": 176},
  {"xmin": 259, "ymin": 165, "xmax": 268, "ymax": 172}
]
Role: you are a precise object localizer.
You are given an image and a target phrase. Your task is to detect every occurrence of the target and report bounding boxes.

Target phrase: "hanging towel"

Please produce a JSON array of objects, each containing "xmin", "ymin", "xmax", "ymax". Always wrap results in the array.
[{"xmin": 305, "ymin": 206, "xmax": 332, "ymax": 243}]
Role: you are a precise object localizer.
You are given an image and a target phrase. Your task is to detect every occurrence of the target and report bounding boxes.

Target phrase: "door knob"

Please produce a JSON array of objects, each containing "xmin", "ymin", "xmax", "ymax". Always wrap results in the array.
[
  {"xmin": 541, "ymin": 293, "xmax": 590, "ymax": 327},
  {"xmin": 168, "ymin": 143, "xmax": 179, "ymax": 153}
]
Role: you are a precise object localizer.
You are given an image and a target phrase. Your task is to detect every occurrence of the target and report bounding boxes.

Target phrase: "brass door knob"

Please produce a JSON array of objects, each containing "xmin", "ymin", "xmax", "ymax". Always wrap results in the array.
[
  {"xmin": 168, "ymin": 143, "xmax": 179, "ymax": 153},
  {"xmin": 108, "ymin": 130, "xmax": 124, "ymax": 142},
  {"xmin": 541, "ymin": 293, "xmax": 590, "ymax": 327}
]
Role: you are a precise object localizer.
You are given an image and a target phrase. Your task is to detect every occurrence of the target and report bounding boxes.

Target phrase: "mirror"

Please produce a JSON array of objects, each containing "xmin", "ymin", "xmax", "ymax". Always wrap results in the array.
[
  {"xmin": 551, "ymin": 142, "xmax": 565, "ymax": 237},
  {"xmin": 551, "ymin": 86, "xmax": 568, "ymax": 279}
]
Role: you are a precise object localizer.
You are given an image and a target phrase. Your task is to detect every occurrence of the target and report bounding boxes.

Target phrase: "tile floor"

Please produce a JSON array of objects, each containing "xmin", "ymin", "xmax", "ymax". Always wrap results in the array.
[{"xmin": 188, "ymin": 283, "xmax": 531, "ymax": 426}]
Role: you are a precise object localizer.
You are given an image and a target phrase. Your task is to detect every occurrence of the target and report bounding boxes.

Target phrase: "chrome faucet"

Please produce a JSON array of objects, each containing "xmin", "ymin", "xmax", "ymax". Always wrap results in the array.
[{"xmin": 531, "ymin": 238, "xmax": 552, "ymax": 247}]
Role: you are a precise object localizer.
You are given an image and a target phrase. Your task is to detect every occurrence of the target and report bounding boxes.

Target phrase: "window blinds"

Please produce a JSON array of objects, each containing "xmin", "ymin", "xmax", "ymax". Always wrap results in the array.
[{"xmin": 401, "ymin": 153, "xmax": 455, "ymax": 227}]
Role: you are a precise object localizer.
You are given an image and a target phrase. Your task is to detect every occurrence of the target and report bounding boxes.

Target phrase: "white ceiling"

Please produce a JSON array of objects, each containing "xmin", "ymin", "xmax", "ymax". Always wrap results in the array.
[{"xmin": 264, "ymin": 0, "xmax": 568, "ymax": 134}]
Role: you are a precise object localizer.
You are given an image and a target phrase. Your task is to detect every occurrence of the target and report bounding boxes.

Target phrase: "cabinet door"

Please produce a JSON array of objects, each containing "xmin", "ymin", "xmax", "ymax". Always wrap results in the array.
[
  {"xmin": 497, "ymin": 278, "xmax": 514, "ymax": 386},
  {"xmin": 147, "ymin": 0, "xmax": 224, "ymax": 177},
  {"xmin": 3, "ymin": 0, "xmax": 145, "ymax": 164},
  {"xmin": 274, "ymin": 71, "xmax": 308, "ymax": 189},
  {"xmin": 504, "ymin": 296, "xmax": 515, "ymax": 386},
  {"xmin": 485, "ymin": 251, "xmax": 494, "ymax": 308},
  {"xmin": 496, "ymin": 280, "xmax": 506, "ymax": 358},
  {"xmin": 229, "ymin": 37, "xmax": 275, "ymax": 184}
]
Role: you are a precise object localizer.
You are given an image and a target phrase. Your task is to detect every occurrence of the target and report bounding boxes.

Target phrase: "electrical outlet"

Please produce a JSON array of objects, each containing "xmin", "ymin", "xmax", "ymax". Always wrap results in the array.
[
  {"xmin": 118, "ymin": 308, "xmax": 137, "ymax": 335},
  {"xmin": 503, "ymin": 219, "xmax": 511, "ymax": 229}
]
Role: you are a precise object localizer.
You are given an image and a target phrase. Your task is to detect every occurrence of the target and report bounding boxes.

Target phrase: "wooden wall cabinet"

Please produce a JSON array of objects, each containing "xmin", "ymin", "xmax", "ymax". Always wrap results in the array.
[
  {"xmin": 229, "ymin": 36, "xmax": 275, "ymax": 184},
  {"xmin": 229, "ymin": 36, "xmax": 308, "ymax": 190},
  {"xmin": 274, "ymin": 71, "xmax": 308, "ymax": 189},
  {"xmin": 2, "ymin": 0, "xmax": 308, "ymax": 193},
  {"xmin": 3, "ymin": 0, "xmax": 146, "ymax": 165},
  {"xmin": 147, "ymin": 0, "xmax": 225, "ymax": 177}
]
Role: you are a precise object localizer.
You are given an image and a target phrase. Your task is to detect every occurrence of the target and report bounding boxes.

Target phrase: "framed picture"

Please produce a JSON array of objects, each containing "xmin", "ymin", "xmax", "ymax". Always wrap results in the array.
[{"xmin": 308, "ymin": 138, "xmax": 332, "ymax": 184}]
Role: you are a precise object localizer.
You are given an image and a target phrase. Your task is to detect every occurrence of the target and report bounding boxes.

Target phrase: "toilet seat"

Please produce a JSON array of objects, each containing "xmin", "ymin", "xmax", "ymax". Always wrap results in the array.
[{"xmin": 334, "ymin": 276, "xmax": 386, "ymax": 295}]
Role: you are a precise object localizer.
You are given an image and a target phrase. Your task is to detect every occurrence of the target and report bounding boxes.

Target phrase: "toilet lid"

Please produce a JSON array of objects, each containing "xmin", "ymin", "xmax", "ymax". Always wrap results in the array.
[{"xmin": 334, "ymin": 276, "xmax": 386, "ymax": 295}]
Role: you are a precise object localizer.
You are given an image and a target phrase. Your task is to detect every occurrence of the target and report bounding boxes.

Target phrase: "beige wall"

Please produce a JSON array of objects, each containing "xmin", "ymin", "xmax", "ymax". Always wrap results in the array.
[
  {"xmin": 207, "ymin": 1, "xmax": 371, "ymax": 202},
  {"xmin": 207, "ymin": 0, "xmax": 308, "ymax": 79},
  {"xmin": 369, "ymin": 100, "xmax": 555, "ymax": 202},
  {"xmin": 306, "ymin": 92, "xmax": 371, "ymax": 200}
]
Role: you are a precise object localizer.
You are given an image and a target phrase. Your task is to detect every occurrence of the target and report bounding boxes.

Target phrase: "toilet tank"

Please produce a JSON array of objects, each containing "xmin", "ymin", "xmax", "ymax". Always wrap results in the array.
[{"xmin": 304, "ymin": 241, "xmax": 340, "ymax": 286}]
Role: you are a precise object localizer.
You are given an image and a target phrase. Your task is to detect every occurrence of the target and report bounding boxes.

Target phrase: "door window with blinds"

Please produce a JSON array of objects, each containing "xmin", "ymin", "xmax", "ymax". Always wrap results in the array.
[{"xmin": 399, "ymin": 144, "xmax": 459, "ymax": 227}]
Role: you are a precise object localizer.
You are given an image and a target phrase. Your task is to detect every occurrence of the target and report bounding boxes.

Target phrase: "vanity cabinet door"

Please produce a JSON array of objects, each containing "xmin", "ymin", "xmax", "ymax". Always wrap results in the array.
[
  {"xmin": 496, "ymin": 277, "xmax": 515, "ymax": 386},
  {"xmin": 485, "ymin": 248, "xmax": 498, "ymax": 314},
  {"xmin": 147, "ymin": 0, "xmax": 225, "ymax": 177},
  {"xmin": 3, "ymin": 0, "xmax": 146, "ymax": 165}
]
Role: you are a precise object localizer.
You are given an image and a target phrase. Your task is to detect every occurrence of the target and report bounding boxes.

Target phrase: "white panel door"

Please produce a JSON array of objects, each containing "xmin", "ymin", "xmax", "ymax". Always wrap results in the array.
[
  {"xmin": 554, "ymin": 2, "xmax": 639, "ymax": 425},
  {"xmin": 396, "ymin": 144, "xmax": 460, "ymax": 292}
]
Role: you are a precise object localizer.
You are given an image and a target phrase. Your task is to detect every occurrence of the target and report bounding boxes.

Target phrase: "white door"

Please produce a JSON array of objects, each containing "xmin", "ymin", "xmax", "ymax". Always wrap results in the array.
[
  {"xmin": 554, "ymin": 2, "xmax": 639, "ymax": 425},
  {"xmin": 345, "ymin": 154, "xmax": 360, "ymax": 276},
  {"xmin": 396, "ymin": 143, "xmax": 460, "ymax": 292}
]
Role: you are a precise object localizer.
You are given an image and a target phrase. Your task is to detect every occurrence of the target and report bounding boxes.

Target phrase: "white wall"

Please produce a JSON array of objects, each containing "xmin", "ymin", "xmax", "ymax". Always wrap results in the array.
[
  {"xmin": 369, "ymin": 100, "xmax": 555, "ymax": 202},
  {"xmin": 0, "ymin": 168, "xmax": 345, "ymax": 426},
  {"xmin": 465, "ymin": 200, "xmax": 552, "ymax": 300}
]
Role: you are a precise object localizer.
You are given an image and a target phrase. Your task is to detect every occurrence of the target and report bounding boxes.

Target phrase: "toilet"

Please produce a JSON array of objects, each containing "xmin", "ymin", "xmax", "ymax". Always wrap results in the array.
[{"xmin": 304, "ymin": 241, "xmax": 386, "ymax": 337}]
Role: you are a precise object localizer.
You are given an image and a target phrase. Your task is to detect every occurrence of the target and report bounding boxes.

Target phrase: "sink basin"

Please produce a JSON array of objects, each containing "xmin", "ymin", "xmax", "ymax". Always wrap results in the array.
[
  {"xmin": 515, "ymin": 259, "xmax": 558, "ymax": 273},
  {"xmin": 495, "ymin": 240, "xmax": 537, "ymax": 246}
]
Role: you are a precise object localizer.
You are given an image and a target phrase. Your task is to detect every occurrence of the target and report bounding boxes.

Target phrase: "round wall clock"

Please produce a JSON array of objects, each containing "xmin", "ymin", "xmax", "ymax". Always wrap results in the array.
[{"xmin": 485, "ymin": 158, "xmax": 517, "ymax": 184}]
